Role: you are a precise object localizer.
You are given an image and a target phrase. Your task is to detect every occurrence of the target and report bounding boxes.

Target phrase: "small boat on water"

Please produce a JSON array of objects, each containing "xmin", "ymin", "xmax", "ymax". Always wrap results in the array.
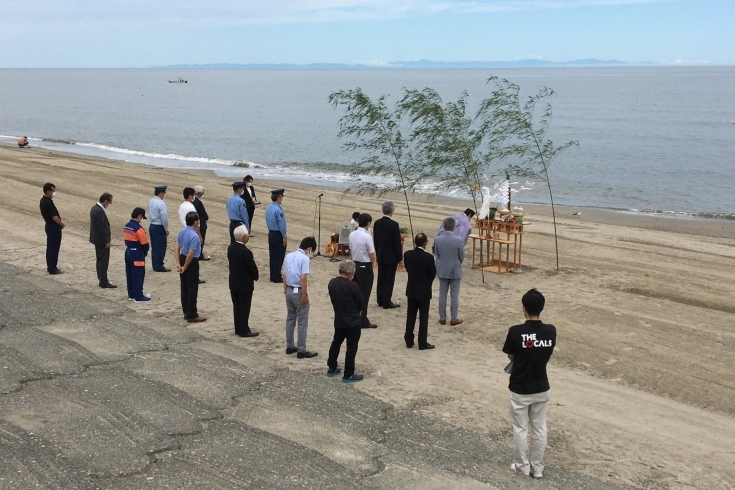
[{"xmin": 168, "ymin": 77, "xmax": 187, "ymax": 84}]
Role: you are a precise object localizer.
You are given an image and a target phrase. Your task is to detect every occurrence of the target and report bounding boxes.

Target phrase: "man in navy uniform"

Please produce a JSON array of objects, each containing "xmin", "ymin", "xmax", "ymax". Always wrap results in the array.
[
  {"xmin": 265, "ymin": 188, "xmax": 287, "ymax": 283},
  {"xmin": 226, "ymin": 182, "xmax": 250, "ymax": 244},
  {"xmin": 147, "ymin": 185, "xmax": 170, "ymax": 272}
]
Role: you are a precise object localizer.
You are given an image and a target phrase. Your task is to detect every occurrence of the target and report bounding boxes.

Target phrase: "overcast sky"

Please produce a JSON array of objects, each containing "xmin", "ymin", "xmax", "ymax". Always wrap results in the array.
[{"xmin": 1, "ymin": 0, "xmax": 733, "ymax": 67}]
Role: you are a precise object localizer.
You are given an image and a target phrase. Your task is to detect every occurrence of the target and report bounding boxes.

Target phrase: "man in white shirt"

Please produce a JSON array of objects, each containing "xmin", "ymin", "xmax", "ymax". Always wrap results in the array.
[
  {"xmin": 282, "ymin": 237, "xmax": 318, "ymax": 359},
  {"xmin": 348, "ymin": 213, "xmax": 378, "ymax": 329},
  {"xmin": 179, "ymin": 187, "xmax": 197, "ymax": 228}
]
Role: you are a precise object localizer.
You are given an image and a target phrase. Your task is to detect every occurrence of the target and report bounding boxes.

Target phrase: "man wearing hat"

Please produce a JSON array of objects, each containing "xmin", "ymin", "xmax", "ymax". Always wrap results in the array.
[
  {"xmin": 124, "ymin": 207, "xmax": 151, "ymax": 302},
  {"xmin": 436, "ymin": 208, "xmax": 475, "ymax": 247},
  {"xmin": 226, "ymin": 182, "xmax": 250, "ymax": 244},
  {"xmin": 265, "ymin": 189, "xmax": 287, "ymax": 283},
  {"xmin": 148, "ymin": 185, "xmax": 170, "ymax": 272}
]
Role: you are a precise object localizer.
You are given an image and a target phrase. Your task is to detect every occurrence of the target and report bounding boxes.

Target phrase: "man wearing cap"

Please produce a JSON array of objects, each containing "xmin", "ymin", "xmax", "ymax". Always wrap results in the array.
[
  {"xmin": 265, "ymin": 188, "xmax": 287, "ymax": 283},
  {"xmin": 226, "ymin": 182, "xmax": 250, "ymax": 244},
  {"xmin": 148, "ymin": 185, "xmax": 170, "ymax": 272},
  {"xmin": 89, "ymin": 192, "xmax": 115, "ymax": 288},
  {"xmin": 124, "ymin": 208, "xmax": 151, "ymax": 302},
  {"xmin": 175, "ymin": 211, "xmax": 206, "ymax": 323},
  {"xmin": 192, "ymin": 186, "xmax": 210, "ymax": 260},
  {"xmin": 436, "ymin": 208, "xmax": 475, "ymax": 246}
]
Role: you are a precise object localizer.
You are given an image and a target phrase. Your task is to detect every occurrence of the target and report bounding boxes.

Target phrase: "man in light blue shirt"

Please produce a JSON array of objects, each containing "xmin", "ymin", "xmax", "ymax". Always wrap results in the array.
[
  {"xmin": 282, "ymin": 236, "xmax": 317, "ymax": 358},
  {"xmin": 265, "ymin": 188, "xmax": 288, "ymax": 283},
  {"xmin": 226, "ymin": 182, "xmax": 250, "ymax": 244},
  {"xmin": 175, "ymin": 211, "xmax": 205, "ymax": 323},
  {"xmin": 147, "ymin": 185, "xmax": 170, "ymax": 272}
]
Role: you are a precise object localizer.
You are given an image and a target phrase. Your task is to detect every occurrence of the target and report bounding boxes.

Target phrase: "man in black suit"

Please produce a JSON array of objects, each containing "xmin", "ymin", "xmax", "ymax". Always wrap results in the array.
[
  {"xmin": 404, "ymin": 233, "xmax": 437, "ymax": 350},
  {"xmin": 373, "ymin": 201, "xmax": 403, "ymax": 309},
  {"xmin": 89, "ymin": 192, "xmax": 116, "ymax": 288},
  {"xmin": 227, "ymin": 224, "xmax": 259, "ymax": 338},
  {"xmin": 192, "ymin": 186, "xmax": 210, "ymax": 260},
  {"xmin": 242, "ymin": 175, "xmax": 260, "ymax": 236}
]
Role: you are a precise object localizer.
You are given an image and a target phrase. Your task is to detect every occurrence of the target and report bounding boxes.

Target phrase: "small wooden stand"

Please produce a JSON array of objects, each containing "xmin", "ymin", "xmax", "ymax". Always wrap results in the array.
[{"xmin": 469, "ymin": 214, "xmax": 527, "ymax": 274}]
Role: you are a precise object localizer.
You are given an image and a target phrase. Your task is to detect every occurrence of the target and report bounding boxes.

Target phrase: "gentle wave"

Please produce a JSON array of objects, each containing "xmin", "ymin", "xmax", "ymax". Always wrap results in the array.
[{"xmin": 73, "ymin": 142, "xmax": 254, "ymax": 167}]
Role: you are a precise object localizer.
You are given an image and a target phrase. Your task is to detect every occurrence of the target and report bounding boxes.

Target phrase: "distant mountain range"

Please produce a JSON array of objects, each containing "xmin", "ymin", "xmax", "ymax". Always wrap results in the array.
[{"xmin": 154, "ymin": 59, "xmax": 660, "ymax": 70}]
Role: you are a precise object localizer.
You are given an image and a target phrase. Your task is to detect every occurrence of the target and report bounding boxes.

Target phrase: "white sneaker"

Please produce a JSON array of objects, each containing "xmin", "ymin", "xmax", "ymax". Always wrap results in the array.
[
  {"xmin": 143, "ymin": 292, "xmax": 151, "ymax": 299},
  {"xmin": 510, "ymin": 463, "xmax": 530, "ymax": 477},
  {"xmin": 532, "ymin": 471, "xmax": 543, "ymax": 479}
]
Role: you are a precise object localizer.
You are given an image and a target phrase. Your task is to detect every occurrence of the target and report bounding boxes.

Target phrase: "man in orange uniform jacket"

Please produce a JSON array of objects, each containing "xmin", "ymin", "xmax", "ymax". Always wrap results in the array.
[{"xmin": 124, "ymin": 207, "xmax": 151, "ymax": 302}]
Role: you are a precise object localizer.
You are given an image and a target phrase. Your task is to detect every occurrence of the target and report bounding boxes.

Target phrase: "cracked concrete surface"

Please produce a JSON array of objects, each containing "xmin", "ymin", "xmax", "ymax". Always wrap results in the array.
[{"xmin": 0, "ymin": 262, "xmax": 631, "ymax": 489}]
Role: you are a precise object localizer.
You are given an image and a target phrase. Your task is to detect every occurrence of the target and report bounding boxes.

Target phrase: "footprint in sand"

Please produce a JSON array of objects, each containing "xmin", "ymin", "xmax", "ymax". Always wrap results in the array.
[{"xmin": 605, "ymin": 358, "xmax": 618, "ymax": 365}]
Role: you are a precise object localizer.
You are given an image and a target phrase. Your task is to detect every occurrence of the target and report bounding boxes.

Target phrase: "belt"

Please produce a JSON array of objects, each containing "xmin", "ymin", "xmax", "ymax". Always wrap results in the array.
[
  {"xmin": 354, "ymin": 260, "xmax": 371, "ymax": 265},
  {"xmin": 230, "ymin": 220, "xmax": 243, "ymax": 223},
  {"xmin": 287, "ymin": 285, "xmax": 301, "ymax": 289}
]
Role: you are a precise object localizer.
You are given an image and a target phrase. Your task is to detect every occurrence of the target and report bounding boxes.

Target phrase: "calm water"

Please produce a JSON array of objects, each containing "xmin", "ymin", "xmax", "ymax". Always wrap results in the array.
[{"xmin": 1, "ymin": 67, "xmax": 734, "ymax": 218}]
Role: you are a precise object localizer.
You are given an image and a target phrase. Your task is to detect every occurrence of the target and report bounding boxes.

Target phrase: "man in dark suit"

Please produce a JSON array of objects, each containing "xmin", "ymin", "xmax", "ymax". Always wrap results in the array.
[
  {"xmin": 89, "ymin": 192, "xmax": 116, "ymax": 288},
  {"xmin": 242, "ymin": 175, "xmax": 260, "ymax": 236},
  {"xmin": 227, "ymin": 224, "xmax": 259, "ymax": 338},
  {"xmin": 373, "ymin": 201, "xmax": 403, "ymax": 309},
  {"xmin": 404, "ymin": 233, "xmax": 437, "ymax": 350},
  {"xmin": 192, "ymin": 186, "xmax": 210, "ymax": 261}
]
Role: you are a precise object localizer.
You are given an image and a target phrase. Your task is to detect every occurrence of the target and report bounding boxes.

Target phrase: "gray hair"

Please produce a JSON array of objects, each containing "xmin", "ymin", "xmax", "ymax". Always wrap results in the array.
[
  {"xmin": 442, "ymin": 216, "xmax": 456, "ymax": 231},
  {"xmin": 382, "ymin": 201, "xmax": 395, "ymax": 215},
  {"xmin": 339, "ymin": 259, "xmax": 356, "ymax": 276},
  {"xmin": 194, "ymin": 186, "xmax": 204, "ymax": 194},
  {"xmin": 233, "ymin": 224, "xmax": 249, "ymax": 241}
]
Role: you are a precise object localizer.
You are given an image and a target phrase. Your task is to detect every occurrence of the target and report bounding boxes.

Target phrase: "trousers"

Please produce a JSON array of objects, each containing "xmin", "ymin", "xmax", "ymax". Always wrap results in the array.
[
  {"xmin": 268, "ymin": 230, "xmax": 286, "ymax": 281},
  {"xmin": 327, "ymin": 326, "xmax": 361, "ymax": 377},
  {"xmin": 285, "ymin": 288, "xmax": 309, "ymax": 351},
  {"xmin": 352, "ymin": 261, "xmax": 374, "ymax": 326},
  {"xmin": 405, "ymin": 297, "xmax": 431, "ymax": 347},
  {"xmin": 124, "ymin": 252, "xmax": 146, "ymax": 300},
  {"xmin": 376, "ymin": 262, "xmax": 397, "ymax": 306},
  {"xmin": 149, "ymin": 224, "xmax": 167, "ymax": 271},
  {"xmin": 95, "ymin": 244, "xmax": 110, "ymax": 285},
  {"xmin": 45, "ymin": 222, "xmax": 62, "ymax": 272},
  {"xmin": 509, "ymin": 390, "xmax": 550, "ymax": 476},
  {"xmin": 230, "ymin": 290, "xmax": 253, "ymax": 335},
  {"xmin": 199, "ymin": 225, "xmax": 207, "ymax": 257},
  {"xmin": 178, "ymin": 254, "xmax": 199, "ymax": 318},
  {"xmin": 438, "ymin": 277, "xmax": 461, "ymax": 321}
]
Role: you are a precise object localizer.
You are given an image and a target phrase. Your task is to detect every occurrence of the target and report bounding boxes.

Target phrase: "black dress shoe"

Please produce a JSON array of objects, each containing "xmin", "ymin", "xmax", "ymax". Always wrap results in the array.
[
  {"xmin": 155, "ymin": 268, "xmax": 171, "ymax": 273},
  {"xmin": 238, "ymin": 331, "xmax": 259, "ymax": 338},
  {"xmin": 198, "ymin": 278, "xmax": 206, "ymax": 284},
  {"xmin": 405, "ymin": 343, "xmax": 414, "ymax": 348},
  {"xmin": 100, "ymin": 283, "xmax": 117, "ymax": 289},
  {"xmin": 200, "ymin": 256, "xmax": 211, "ymax": 261},
  {"xmin": 383, "ymin": 302, "xmax": 400, "ymax": 309},
  {"xmin": 286, "ymin": 347, "xmax": 298, "ymax": 354},
  {"xmin": 49, "ymin": 269, "xmax": 64, "ymax": 275},
  {"xmin": 297, "ymin": 351, "xmax": 318, "ymax": 359},
  {"xmin": 361, "ymin": 323, "xmax": 378, "ymax": 329},
  {"xmin": 271, "ymin": 278, "xmax": 284, "ymax": 283},
  {"xmin": 419, "ymin": 344, "xmax": 436, "ymax": 350}
]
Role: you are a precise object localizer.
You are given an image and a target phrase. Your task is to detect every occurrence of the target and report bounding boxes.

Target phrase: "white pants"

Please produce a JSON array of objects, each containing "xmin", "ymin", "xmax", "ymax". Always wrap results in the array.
[{"xmin": 509, "ymin": 390, "xmax": 549, "ymax": 475}]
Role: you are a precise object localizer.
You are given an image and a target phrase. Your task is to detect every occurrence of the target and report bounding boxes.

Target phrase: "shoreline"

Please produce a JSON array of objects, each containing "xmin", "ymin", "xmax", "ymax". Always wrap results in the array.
[
  {"xmin": 3, "ymin": 140, "xmax": 733, "ymax": 227},
  {"xmin": 4, "ymin": 143, "xmax": 734, "ymax": 240}
]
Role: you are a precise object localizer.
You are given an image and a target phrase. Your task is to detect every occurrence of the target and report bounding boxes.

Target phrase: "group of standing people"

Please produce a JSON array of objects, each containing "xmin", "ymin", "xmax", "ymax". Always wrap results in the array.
[{"xmin": 39, "ymin": 181, "xmax": 557, "ymax": 477}]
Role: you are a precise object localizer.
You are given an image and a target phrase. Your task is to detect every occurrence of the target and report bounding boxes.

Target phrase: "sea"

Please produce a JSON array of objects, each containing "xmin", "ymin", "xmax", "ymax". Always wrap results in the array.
[{"xmin": 1, "ymin": 67, "xmax": 733, "ymax": 220}]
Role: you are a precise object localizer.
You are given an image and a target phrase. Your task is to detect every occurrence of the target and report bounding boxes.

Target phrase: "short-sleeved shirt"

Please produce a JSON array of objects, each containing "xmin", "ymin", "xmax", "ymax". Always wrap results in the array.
[
  {"xmin": 328, "ymin": 276, "xmax": 363, "ymax": 329},
  {"xmin": 283, "ymin": 249, "xmax": 309, "ymax": 287},
  {"xmin": 40, "ymin": 196, "xmax": 60, "ymax": 223},
  {"xmin": 178, "ymin": 201, "xmax": 196, "ymax": 228},
  {"xmin": 265, "ymin": 202, "xmax": 287, "ymax": 237},
  {"xmin": 148, "ymin": 196, "xmax": 169, "ymax": 230},
  {"xmin": 502, "ymin": 320, "xmax": 556, "ymax": 395},
  {"xmin": 226, "ymin": 193, "xmax": 249, "ymax": 226},
  {"xmin": 349, "ymin": 227, "xmax": 375, "ymax": 262},
  {"xmin": 177, "ymin": 226, "xmax": 201, "ymax": 257}
]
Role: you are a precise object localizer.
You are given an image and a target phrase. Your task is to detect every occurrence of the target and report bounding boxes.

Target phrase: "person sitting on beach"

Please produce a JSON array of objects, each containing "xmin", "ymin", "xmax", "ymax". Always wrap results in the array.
[
  {"xmin": 18, "ymin": 136, "xmax": 29, "ymax": 148},
  {"xmin": 350, "ymin": 211, "xmax": 361, "ymax": 230}
]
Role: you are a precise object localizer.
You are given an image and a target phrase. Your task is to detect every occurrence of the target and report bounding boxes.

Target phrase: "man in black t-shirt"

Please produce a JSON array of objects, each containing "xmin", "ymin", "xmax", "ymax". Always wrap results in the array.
[
  {"xmin": 502, "ymin": 289, "xmax": 556, "ymax": 479},
  {"xmin": 327, "ymin": 260, "xmax": 364, "ymax": 383},
  {"xmin": 39, "ymin": 183, "xmax": 66, "ymax": 274}
]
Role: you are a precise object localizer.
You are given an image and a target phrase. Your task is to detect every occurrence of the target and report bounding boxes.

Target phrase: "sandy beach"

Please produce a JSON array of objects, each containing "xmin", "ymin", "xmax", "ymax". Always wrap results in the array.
[{"xmin": 1, "ymin": 144, "xmax": 734, "ymax": 489}]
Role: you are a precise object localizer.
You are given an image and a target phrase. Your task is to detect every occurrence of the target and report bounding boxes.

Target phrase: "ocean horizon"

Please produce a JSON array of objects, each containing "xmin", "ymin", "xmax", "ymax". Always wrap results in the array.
[{"xmin": 1, "ymin": 66, "xmax": 733, "ymax": 221}]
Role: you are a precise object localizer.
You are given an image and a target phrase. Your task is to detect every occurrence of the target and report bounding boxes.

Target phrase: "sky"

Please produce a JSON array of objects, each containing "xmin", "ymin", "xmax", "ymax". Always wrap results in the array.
[{"xmin": 1, "ymin": 0, "xmax": 733, "ymax": 67}]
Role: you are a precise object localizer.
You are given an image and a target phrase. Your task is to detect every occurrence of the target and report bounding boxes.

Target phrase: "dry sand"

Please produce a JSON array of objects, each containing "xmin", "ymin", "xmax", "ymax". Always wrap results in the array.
[{"xmin": 1, "ymin": 145, "xmax": 734, "ymax": 489}]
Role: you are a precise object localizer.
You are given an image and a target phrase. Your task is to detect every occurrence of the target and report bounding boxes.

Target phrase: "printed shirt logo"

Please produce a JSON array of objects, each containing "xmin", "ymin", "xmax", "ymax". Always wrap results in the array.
[{"xmin": 521, "ymin": 333, "xmax": 553, "ymax": 349}]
